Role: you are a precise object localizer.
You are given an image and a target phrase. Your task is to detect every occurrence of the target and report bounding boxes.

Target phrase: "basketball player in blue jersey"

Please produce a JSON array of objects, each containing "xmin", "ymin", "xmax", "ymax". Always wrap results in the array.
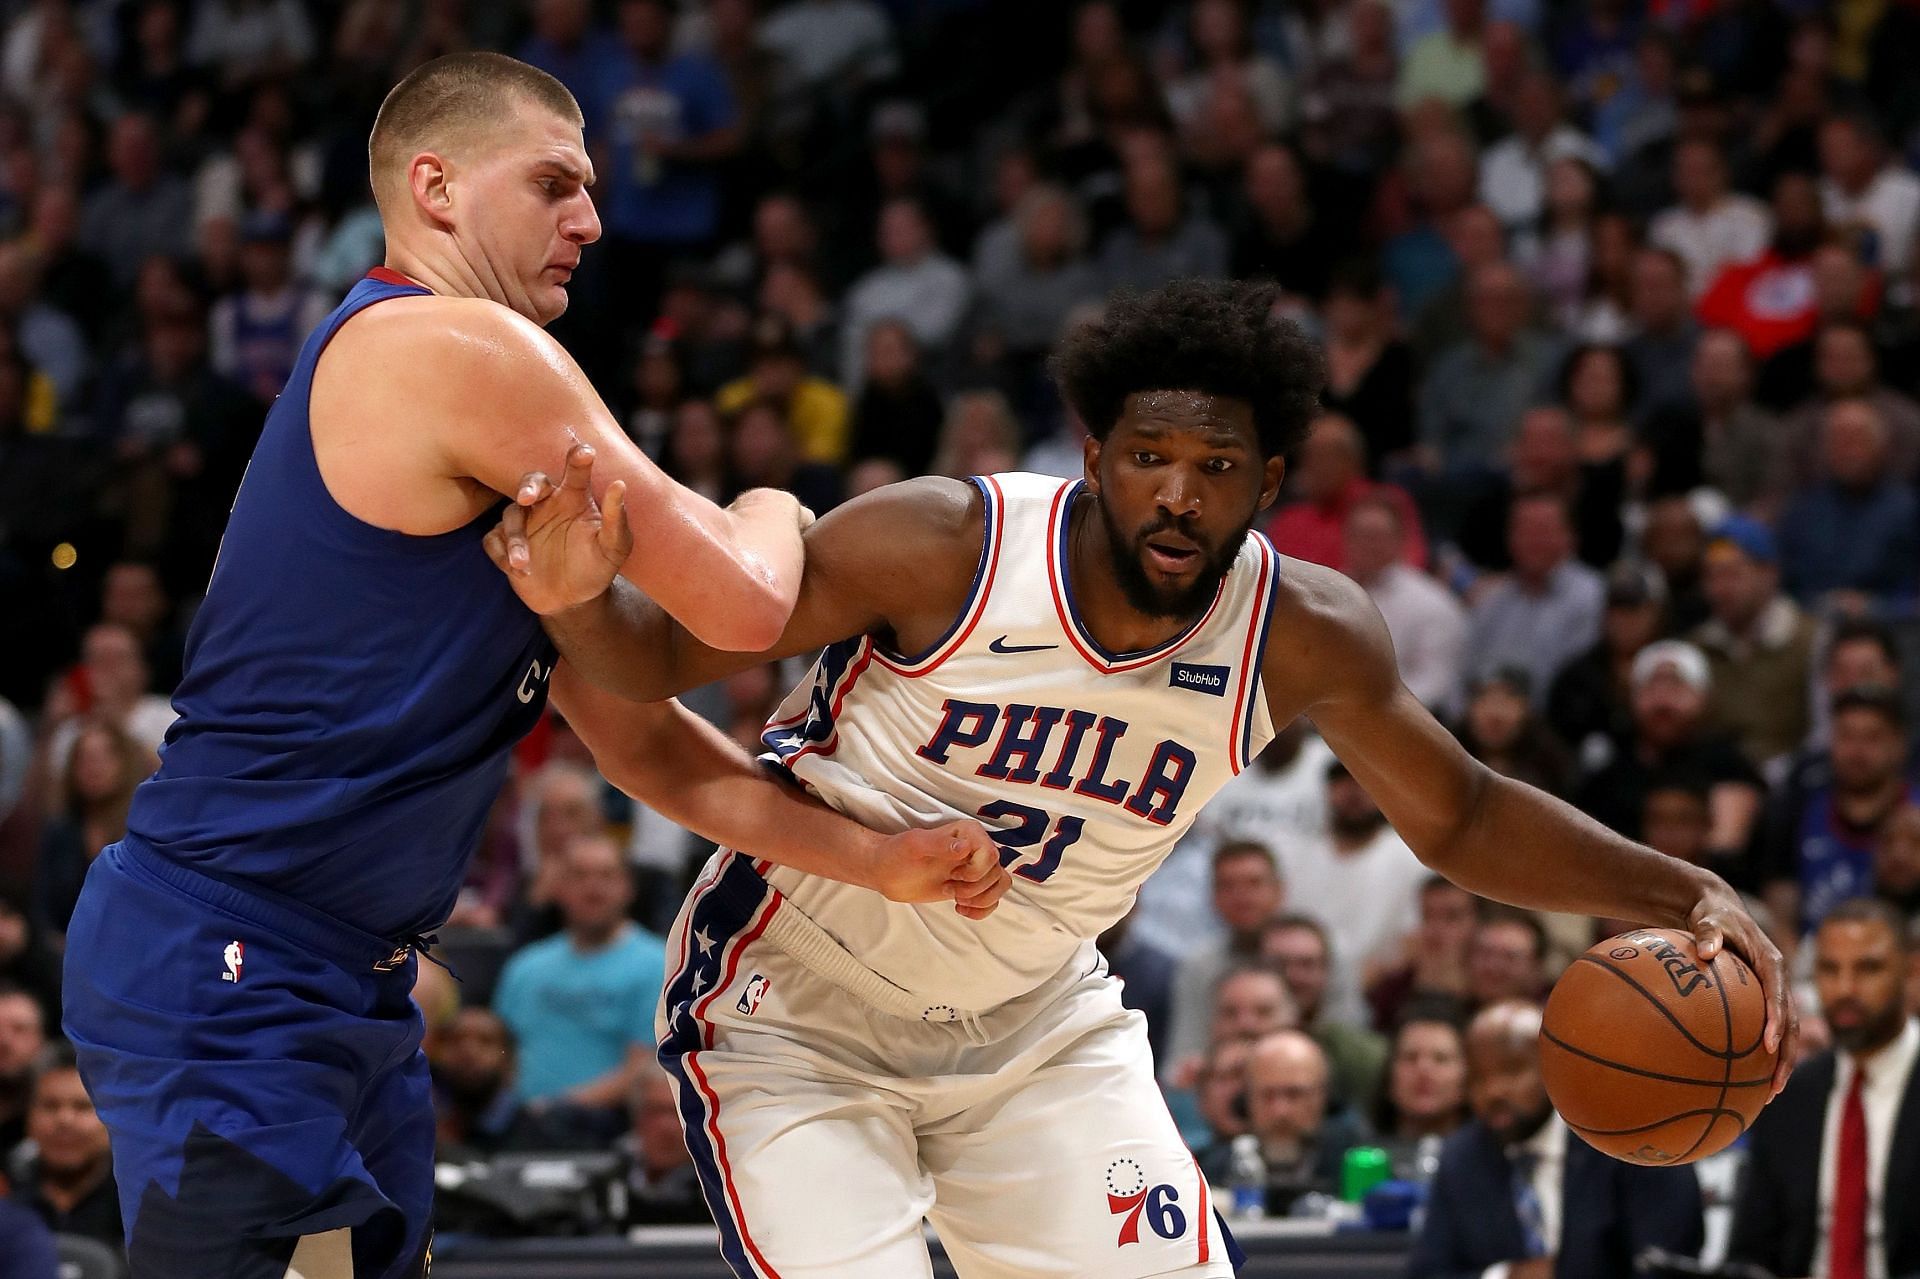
[
  {"xmin": 61, "ymin": 53, "xmax": 1007, "ymax": 1279},
  {"xmin": 493, "ymin": 279, "xmax": 1796, "ymax": 1279}
]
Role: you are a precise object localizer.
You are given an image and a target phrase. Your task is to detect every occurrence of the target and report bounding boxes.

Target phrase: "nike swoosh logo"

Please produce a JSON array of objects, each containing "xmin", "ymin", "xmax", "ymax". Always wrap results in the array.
[{"xmin": 988, "ymin": 636, "xmax": 1058, "ymax": 654}]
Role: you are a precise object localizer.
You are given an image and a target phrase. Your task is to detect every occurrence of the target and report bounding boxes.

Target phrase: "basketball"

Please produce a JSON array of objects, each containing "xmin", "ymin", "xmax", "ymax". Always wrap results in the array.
[{"xmin": 1540, "ymin": 927, "xmax": 1776, "ymax": 1167}]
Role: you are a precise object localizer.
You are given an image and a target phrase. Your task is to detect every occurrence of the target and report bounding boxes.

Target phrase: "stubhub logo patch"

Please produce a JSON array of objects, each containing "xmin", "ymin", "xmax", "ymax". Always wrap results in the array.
[{"xmin": 1169, "ymin": 662, "xmax": 1229, "ymax": 696}]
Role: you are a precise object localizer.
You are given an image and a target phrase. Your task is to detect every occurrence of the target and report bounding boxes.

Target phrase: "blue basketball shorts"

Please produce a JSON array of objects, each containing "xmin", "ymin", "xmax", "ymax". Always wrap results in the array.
[{"xmin": 63, "ymin": 839, "xmax": 435, "ymax": 1279}]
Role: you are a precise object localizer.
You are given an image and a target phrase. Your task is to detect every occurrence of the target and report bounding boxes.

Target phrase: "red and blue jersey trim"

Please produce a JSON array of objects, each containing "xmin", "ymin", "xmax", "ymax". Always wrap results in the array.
[
  {"xmin": 1228, "ymin": 534, "xmax": 1281, "ymax": 775},
  {"xmin": 1046, "ymin": 480, "xmax": 1225, "ymax": 675},
  {"xmin": 869, "ymin": 474, "xmax": 1006, "ymax": 678}
]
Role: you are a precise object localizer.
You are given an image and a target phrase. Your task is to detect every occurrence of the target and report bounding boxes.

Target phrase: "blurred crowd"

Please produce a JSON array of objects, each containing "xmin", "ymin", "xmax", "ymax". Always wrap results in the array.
[{"xmin": 4, "ymin": 0, "xmax": 1920, "ymax": 1268}]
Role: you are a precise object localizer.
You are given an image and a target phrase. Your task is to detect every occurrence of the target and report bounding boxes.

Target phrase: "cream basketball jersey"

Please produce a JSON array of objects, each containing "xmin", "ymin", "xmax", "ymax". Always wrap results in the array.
[{"xmin": 757, "ymin": 472, "xmax": 1282, "ymax": 1010}]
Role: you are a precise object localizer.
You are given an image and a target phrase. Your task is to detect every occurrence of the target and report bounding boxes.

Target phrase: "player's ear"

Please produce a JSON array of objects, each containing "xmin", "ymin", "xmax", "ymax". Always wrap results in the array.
[
  {"xmin": 1257, "ymin": 454, "xmax": 1285, "ymax": 511},
  {"xmin": 409, "ymin": 152, "xmax": 455, "ymax": 227},
  {"xmin": 1081, "ymin": 433, "xmax": 1102, "ymax": 496}
]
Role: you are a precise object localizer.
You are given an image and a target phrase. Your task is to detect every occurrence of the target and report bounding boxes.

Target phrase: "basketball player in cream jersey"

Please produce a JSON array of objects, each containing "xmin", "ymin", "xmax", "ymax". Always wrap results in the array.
[{"xmin": 490, "ymin": 280, "xmax": 1794, "ymax": 1279}]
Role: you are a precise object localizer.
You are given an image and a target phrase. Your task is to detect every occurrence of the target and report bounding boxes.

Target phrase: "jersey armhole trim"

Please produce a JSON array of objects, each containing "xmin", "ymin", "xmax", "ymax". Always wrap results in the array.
[
  {"xmin": 1229, "ymin": 534, "xmax": 1282, "ymax": 774},
  {"xmin": 868, "ymin": 475, "xmax": 1004, "ymax": 677}
]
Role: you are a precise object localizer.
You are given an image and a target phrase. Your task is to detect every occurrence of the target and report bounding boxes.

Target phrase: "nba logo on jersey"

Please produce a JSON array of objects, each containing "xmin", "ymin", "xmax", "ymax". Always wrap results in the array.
[
  {"xmin": 222, "ymin": 940, "xmax": 244, "ymax": 982},
  {"xmin": 736, "ymin": 973, "xmax": 770, "ymax": 1016}
]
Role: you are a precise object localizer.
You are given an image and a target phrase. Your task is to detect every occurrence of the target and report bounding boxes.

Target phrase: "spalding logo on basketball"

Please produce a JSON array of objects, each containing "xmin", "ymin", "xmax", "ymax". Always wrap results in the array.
[{"xmin": 1540, "ymin": 927, "xmax": 1777, "ymax": 1166}]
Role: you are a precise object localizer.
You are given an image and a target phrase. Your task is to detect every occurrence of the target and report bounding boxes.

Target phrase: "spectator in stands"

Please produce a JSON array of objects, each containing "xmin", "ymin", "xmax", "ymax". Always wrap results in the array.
[
  {"xmin": 1559, "ymin": 345, "xmax": 1639, "ymax": 511},
  {"xmin": 848, "ymin": 319, "xmax": 943, "ymax": 477},
  {"xmin": 1464, "ymin": 493, "xmax": 1606, "ymax": 701},
  {"xmin": 1456, "ymin": 405, "xmax": 1624, "ymax": 573},
  {"xmin": 1299, "ymin": 0, "xmax": 1399, "ymax": 177},
  {"xmin": 0, "ymin": 983, "xmax": 44, "ymax": 1158},
  {"xmin": 1693, "ymin": 516, "xmax": 1819, "ymax": 767},
  {"xmin": 1619, "ymin": 246, "xmax": 1699, "ymax": 419},
  {"xmin": 1318, "ymin": 259, "xmax": 1417, "ymax": 469},
  {"xmin": 208, "ymin": 211, "xmax": 329, "ymax": 407},
  {"xmin": 1643, "ymin": 328, "xmax": 1788, "ymax": 512},
  {"xmin": 615, "ymin": 1062, "xmax": 711, "ymax": 1225},
  {"xmin": 76, "ymin": 112, "xmax": 191, "ymax": 287},
  {"xmin": 41, "ymin": 623, "xmax": 176, "ymax": 784},
  {"xmin": 1344, "ymin": 494, "xmax": 1465, "ymax": 713},
  {"xmin": 1192, "ymin": 1035, "xmax": 1256, "ymax": 1183},
  {"xmin": 715, "ymin": 313, "xmax": 848, "ymax": 466},
  {"xmin": 1477, "ymin": 70, "xmax": 1605, "ymax": 234},
  {"xmin": 515, "ymin": 0, "xmax": 622, "ymax": 133},
  {"xmin": 1649, "ymin": 136, "xmax": 1772, "ymax": 298},
  {"xmin": 1421, "ymin": 262, "xmax": 1565, "ymax": 472},
  {"xmin": 928, "ymin": 390, "xmax": 1020, "ymax": 479},
  {"xmin": 430, "ymin": 1008, "xmax": 602, "ymax": 1159},
  {"xmin": 1410, "ymin": 202, "xmax": 1505, "ymax": 365},
  {"xmin": 1397, "ymin": 0, "xmax": 1489, "ymax": 111},
  {"xmin": 508, "ymin": 762, "xmax": 605, "ymax": 944},
  {"xmin": 1166, "ymin": 840, "xmax": 1286, "ymax": 1078},
  {"xmin": 1758, "ymin": 244, "xmax": 1884, "ymax": 414},
  {"xmin": 1241, "ymin": 1028, "xmax": 1369, "ymax": 1215},
  {"xmin": 1731, "ymin": 897, "xmax": 1920, "ymax": 1278},
  {"xmin": 1097, "ymin": 904, "xmax": 1175, "ymax": 1065},
  {"xmin": 1820, "ymin": 113, "xmax": 1920, "ymax": 277},
  {"xmin": 1261, "ymin": 915, "xmax": 1390, "ymax": 1111},
  {"xmin": 659, "ymin": 398, "xmax": 728, "ymax": 505},
  {"xmin": 599, "ymin": 0, "xmax": 740, "ymax": 279},
  {"xmin": 840, "ymin": 198, "xmax": 968, "ymax": 392},
  {"xmin": 1807, "ymin": 618, "xmax": 1906, "ymax": 756},
  {"xmin": 973, "ymin": 183, "xmax": 1101, "ymax": 394},
  {"xmin": 1779, "ymin": 396, "xmax": 1920, "ymax": 610},
  {"xmin": 1411, "ymin": 1000, "xmax": 1703, "ymax": 1279},
  {"xmin": 34, "ymin": 718, "xmax": 154, "ymax": 937},
  {"xmin": 728, "ymin": 397, "xmax": 844, "ymax": 515},
  {"xmin": 1367, "ymin": 876, "xmax": 1478, "ymax": 1030},
  {"xmin": 1098, "ymin": 150, "xmax": 1228, "ymax": 293},
  {"xmin": 1384, "ymin": 129, "xmax": 1481, "ymax": 321},
  {"xmin": 757, "ymin": 0, "xmax": 895, "ymax": 99},
  {"xmin": 1370, "ymin": 1006, "xmax": 1470, "ymax": 1176},
  {"xmin": 0, "ymin": 893, "xmax": 56, "ymax": 1029},
  {"xmin": 1697, "ymin": 170, "xmax": 1829, "ymax": 362},
  {"xmin": 98, "ymin": 561, "xmax": 182, "ymax": 697},
  {"xmin": 1782, "ymin": 322, "xmax": 1920, "ymax": 488},
  {"xmin": 1877, "ymin": 805, "xmax": 1920, "ymax": 922},
  {"xmin": 1548, "ymin": 563, "xmax": 1663, "ymax": 763},
  {"xmin": 7, "ymin": 1047, "xmax": 120, "ymax": 1250},
  {"xmin": 1764, "ymin": 686, "xmax": 1914, "ymax": 942},
  {"xmin": 1640, "ymin": 494, "xmax": 1712, "ymax": 634},
  {"xmin": 1512, "ymin": 156, "xmax": 1601, "ymax": 332},
  {"xmin": 0, "ymin": 1197, "xmax": 56, "ymax": 1279},
  {"xmin": 494, "ymin": 834, "xmax": 667, "ymax": 1111},
  {"xmin": 0, "ymin": 242, "xmax": 82, "ymax": 412},
  {"xmin": 1166, "ymin": 0, "xmax": 1294, "ymax": 140},
  {"xmin": 1207, "ymin": 963, "xmax": 1300, "ymax": 1053},
  {"xmin": 1467, "ymin": 909, "xmax": 1548, "ymax": 1009},
  {"xmin": 1577, "ymin": 639, "xmax": 1765, "ymax": 851},
  {"xmin": 1281, "ymin": 761, "xmax": 1436, "ymax": 1022},
  {"xmin": 1266, "ymin": 413, "xmax": 1426, "ymax": 571},
  {"xmin": 1455, "ymin": 669, "xmax": 1574, "ymax": 797},
  {"xmin": 1228, "ymin": 144, "xmax": 1338, "ymax": 299}
]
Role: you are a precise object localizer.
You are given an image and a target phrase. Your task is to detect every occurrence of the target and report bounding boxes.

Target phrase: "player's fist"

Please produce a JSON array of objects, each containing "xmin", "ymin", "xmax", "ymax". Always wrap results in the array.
[
  {"xmin": 483, "ymin": 443, "xmax": 634, "ymax": 616},
  {"xmin": 865, "ymin": 821, "xmax": 1013, "ymax": 921}
]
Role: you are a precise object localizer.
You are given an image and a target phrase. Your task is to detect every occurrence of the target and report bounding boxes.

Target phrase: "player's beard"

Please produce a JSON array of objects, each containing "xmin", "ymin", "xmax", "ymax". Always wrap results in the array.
[{"xmin": 1098, "ymin": 500, "xmax": 1252, "ymax": 620}]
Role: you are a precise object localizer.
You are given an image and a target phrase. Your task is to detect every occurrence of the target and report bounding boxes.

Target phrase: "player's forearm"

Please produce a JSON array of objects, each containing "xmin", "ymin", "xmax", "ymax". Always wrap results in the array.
[
  {"xmin": 543, "ymin": 582, "xmax": 689, "ymax": 702},
  {"xmin": 605, "ymin": 698, "xmax": 886, "ymax": 893},
  {"xmin": 619, "ymin": 488, "xmax": 805, "ymax": 653},
  {"xmin": 1429, "ymin": 769, "xmax": 1718, "ymax": 927}
]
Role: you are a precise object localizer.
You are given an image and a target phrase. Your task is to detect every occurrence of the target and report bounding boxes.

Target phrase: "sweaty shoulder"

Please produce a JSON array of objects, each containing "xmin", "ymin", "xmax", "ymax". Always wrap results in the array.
[
  {"xmin": 803, "ymin": 475, "xmax": 986, "ymax": 654},
  {"xmin": 322, "ymin": 294, "xmax": 572, "ymax": 395},
  {"xmin": 1261, "ymin": 554, "xmax": 1398, "ymax": 716}
]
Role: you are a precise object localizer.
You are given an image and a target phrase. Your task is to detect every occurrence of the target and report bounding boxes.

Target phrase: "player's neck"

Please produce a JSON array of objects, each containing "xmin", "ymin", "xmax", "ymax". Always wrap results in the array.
[
  {"xmin": 1067, "ymin": 497, "xmax": 1209, "ymax": 655},
  {"xmin": 381, "ymin": 246, "xmax": 511, "ymax": 316}
]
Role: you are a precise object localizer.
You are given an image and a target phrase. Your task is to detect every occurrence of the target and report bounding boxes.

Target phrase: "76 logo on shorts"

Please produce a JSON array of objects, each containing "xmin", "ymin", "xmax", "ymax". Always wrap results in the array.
[{"xmin": 1105, "ymin": 1159, "xmax": 1187, "ymax": 1246}]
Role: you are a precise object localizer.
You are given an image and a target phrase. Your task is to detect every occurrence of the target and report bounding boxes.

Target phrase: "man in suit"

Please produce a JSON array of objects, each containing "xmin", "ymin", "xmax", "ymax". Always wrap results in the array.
[
  {"xmin": 1731, "ymin": 896, "xmax": 1920, "ymax": 1279},
  {"xmin": 1411, "ymin": 1001, "xmax": 1704, "ymax": 1279}
]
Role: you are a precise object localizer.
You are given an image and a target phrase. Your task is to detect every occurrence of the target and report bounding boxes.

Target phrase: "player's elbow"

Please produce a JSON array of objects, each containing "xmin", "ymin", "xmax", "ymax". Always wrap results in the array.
[
  {"xmin": 1416, "ymin": 762, "xmax": 1497, "ymax": 880},
  {"xmin": 684, "ymin": 576, "xmax": 792, "ymax": 652}
]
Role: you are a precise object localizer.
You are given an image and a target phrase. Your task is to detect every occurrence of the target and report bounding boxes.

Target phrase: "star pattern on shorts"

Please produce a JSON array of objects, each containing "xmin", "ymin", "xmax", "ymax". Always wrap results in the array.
[
  {"xmin": 773, "ymin": 732, "xmax": 806, "ymax": 750},
  {"xmin": 691, "ymin": 970, "xmax": 709, "ymax": 994},
  {"xmin": 694, "ymin": 927, "xmax": 716, "ymax": 957}
]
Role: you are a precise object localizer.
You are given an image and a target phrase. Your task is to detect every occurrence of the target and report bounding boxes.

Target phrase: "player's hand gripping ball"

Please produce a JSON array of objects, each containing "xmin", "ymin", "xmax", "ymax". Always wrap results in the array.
[{"xmin": 1540, "ymin": 928, "xmax": 1778, "ymax": 1166}]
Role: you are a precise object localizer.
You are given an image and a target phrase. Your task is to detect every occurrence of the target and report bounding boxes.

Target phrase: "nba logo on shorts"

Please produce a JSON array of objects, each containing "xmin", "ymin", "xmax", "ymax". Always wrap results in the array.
[
  {"xmin": 222, "ymin": 940, "xmax": 244, "ymax": 982},
  {"xmin": 737, "ymin": 973, "xmax": 770, "ymax": 1016}
]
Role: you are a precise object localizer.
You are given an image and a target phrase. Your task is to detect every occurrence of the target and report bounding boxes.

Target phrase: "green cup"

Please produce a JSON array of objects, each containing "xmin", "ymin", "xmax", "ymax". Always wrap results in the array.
[{"xmin": 1340, "ymin": 1145, "xmax": 1392, "ymax": 1203}]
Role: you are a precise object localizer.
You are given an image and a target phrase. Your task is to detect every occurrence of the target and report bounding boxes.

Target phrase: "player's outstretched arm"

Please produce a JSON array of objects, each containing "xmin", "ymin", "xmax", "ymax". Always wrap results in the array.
[
  {"xmin": 407, "ymin": 301, "xmax": 805, "ymax": 650},
  {"xmin": 549, "ymin": 663, "xmax": 1010, "ymax": 917},
  {"xmin": 1270, "ymin": 561, "xmax": 1797, "ymax": 1091},
  {"xmin": 488, "ymin": 470, "xmax": 982, "ymax": 702}
]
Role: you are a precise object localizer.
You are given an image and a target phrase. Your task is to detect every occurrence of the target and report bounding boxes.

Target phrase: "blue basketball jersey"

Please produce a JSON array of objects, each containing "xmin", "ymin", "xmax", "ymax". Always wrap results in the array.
[{"xmin": 124, "ymin": 270, "xmax": 555, "ymax": 939}]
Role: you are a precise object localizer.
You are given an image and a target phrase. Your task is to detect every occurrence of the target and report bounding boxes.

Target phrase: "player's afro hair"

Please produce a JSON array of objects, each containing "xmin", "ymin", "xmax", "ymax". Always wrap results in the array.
[{"xmin": 1050, "ymin": 279, "xmax": 1325, "ymax": 459}]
